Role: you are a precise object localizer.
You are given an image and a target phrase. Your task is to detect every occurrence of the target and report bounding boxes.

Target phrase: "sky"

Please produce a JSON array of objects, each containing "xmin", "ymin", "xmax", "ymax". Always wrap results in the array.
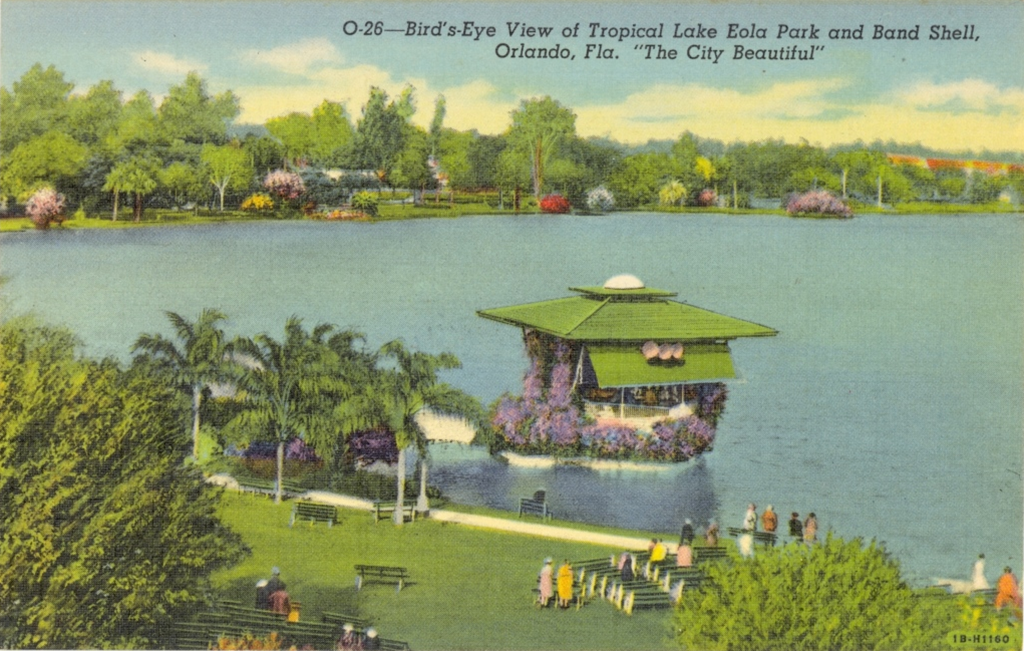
[{"xmin": 2, "ymin": 0, "xmax": 1022, "ymax": 151}]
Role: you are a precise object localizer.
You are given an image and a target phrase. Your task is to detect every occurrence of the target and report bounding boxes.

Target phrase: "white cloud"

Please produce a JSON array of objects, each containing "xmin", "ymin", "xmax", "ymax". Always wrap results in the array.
[
  {"xmin": 240, "ymin": 38, "xmax": 343, "ymax": 76},
  {"xmin": 896, "ymin": 79, "xmax": 1024, "ymax": 113},
  {"xmin": 232, "ymin": 53, "xmax": 1024, "ymax": 151},
  {"xmin": 133, "ymin": 50, "xmax": 207, "ymax": 76},
  {"xmin": 571, "ymin": 77, "xmax": 1024, "ymax": 150}
]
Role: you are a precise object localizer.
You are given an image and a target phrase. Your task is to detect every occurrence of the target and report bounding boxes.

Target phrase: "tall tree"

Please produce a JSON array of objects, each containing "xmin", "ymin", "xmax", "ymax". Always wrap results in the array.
[
  {"xmin": 158, "ymin": 71, "xmax": 239, "ymax": 145},
  {"xmin": 104, "ymin": 156, "xmax": 160, "ymax": 221},
  {"xmin": 391, "ymin": 127, "xmax": 432, "ymax": 203},
  {"xmin": 337, "ymin": 341, "xmax": 479, "ymax": 523},
  {"xmin": 229, "ymin": 318, "xmax": 365, "ymax": 503},
  {"xmin": 159, "ymin": 160, "xmax": 206, "ymax": 210},
  {"xmin": 266, "ymin": 112, "xmax": 317, "ymax": 165},
  {"xmin": 201, "ymin": 143, "xmax": 253, "ymax": 211},
  {"xmin": 0, "ymin": 131, "xmax": 88, "ymax": 201},
  {"xmin": 352, "ymin": 86, "xmax": 414, "ymax": 185},
  {"xmin": 0, "ymin": 63, "xmax": 73, "ymax": 154},
  {"xmin": 133, "ymin": 309, "xmax": 231, "ymax": 460},
  {"xmin": 310, "ymin": 99, "xmax": 355, "ymax": 165},
  {"xmin": 106, "ymin": 90, "xmax": 162, "ymax": 156},
  {"xmin": 506, "ymin": 97, "xmax": 577, "ymax": 200},
  {"xmin": 0, "ymin": 317, "xmax": 247, "ymax": 649},
  {"xmin": 66, "ymin": 79, "xmax": 123, "ymax": 146},
  {"xmin": 428, "ymin": 94, "xmax": 446, "ymax": 159}
]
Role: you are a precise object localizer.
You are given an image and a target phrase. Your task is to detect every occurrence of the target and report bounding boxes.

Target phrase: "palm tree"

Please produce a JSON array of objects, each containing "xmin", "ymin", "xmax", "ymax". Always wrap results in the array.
[
  {"xmin": 338, "ymin": 340, "xmax": 480, "ymax": 524},
  {"xmin": 133, "ymin": 308, "xmax": 230, "ymax": 460},
  {"xmin": 229, "ymin": 317, "xmax": 365, "ymax": 503}
]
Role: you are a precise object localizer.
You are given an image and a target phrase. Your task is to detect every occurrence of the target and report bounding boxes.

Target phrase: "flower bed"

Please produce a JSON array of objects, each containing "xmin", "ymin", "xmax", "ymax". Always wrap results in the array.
[{"xmin": 489, "ymin": 331, "xmax": 725, "ymax": 462}]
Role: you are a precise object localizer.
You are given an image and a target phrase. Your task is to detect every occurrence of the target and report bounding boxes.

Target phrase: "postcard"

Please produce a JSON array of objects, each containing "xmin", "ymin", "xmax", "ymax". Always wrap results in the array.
[{"xmin": 1, "ymin": 1, "xmax": 1021, "ymax": 649}]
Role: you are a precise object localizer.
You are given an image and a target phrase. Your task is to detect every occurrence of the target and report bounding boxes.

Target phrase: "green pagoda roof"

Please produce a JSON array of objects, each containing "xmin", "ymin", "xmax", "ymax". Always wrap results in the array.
[{"xmin": 477, "ymin": 275, "xmax": 777, "ymax": 342}]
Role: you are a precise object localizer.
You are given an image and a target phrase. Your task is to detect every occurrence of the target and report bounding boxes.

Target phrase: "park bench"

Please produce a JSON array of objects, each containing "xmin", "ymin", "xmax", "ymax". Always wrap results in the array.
[
  {"xmin": 378, "ymin": 639, "xmax": 412, "ymax": 651},
  {"xmin": 727, "ymin": 526, "xmax": 777, "ymax": 546},
  {"xmin": 373, "ymin": 500, "xmax": 416, "ymax": 523},
  {"xmin": 238, "ymin": 478, "xmax": 304, "ymax": 498},
  {"xmin": 518, "ymin": 497, "xmax": 552, "ymax": 519},
  {"xmin": 623, "ymin": 589, "xmax": 673, "ymax": 615},
  {"xmin": 321, "ymin": 611, "xmax": 372, "ymax": 630},
  {"xmin": 693, "ymin": 546, "xmax": 730, "ymax": 564},
  {"xmin": 289, "ymin": 501, "xmax": 338, "ymax": 527},
  {"xmin": 355, "ymin": 564, "xmax": 410, "ymax": 591}
]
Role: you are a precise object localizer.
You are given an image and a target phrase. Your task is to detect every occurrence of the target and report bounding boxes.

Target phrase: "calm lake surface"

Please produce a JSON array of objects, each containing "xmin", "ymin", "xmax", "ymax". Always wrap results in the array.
[{"xmin": 2, "ymin": 212, "xmax": 1021, "ymax": 585}]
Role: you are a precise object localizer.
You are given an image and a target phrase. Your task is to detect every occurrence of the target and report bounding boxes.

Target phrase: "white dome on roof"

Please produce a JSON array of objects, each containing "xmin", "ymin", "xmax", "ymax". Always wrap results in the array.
[{"xmin": 603, "ymin": 274, "xmax": 645, "ymax": 290}]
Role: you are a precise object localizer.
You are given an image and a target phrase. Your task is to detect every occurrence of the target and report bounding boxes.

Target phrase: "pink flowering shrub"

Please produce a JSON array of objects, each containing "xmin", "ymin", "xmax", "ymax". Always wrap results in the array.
[
  {"xmin": 490, "ymin": 330, "xmax": 724, "ymax": 462},
  {"xmin": 696, "ymin": 188, "xmax": 718, "ymax": 207},
  {"xmin": 26, "ymin": 187, "xmax": 66, "ymax": 230},
  {"xmin": 786, "ymin": 190, "xmax": 853, "ymax": 218},
  {"xmin": 263, "ymin": 170, "xmax": 306, "ymax": 201},
  {"xmin": 539, "ymin": 193, "xmax": 571, "ymax": 214}
]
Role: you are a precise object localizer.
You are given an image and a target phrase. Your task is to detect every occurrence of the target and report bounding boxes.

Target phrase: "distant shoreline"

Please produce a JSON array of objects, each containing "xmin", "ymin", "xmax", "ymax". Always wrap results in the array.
[{"xmin": 2, "ymin": 201, "xmax": 1019, "ymax": 233}]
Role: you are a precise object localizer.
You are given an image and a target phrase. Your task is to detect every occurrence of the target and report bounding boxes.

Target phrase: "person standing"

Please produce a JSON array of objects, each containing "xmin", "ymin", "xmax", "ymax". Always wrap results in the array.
[
  {"xmin": 651, "ymin": 539, "xmax": 668, "ymax": 563},
  {"xmin": 266, "ymin": 566, "xmax": 286, "ymax": 596},
  {"xmin": 538, "ymin": 558, "xmax": 554, "ymax": 607},
  {"xmin": 556, "ymin": 560, "xmax": 574, "ymax": 608},
  {"xmin": 621, "ymin": 554, "xmax": 635, "ymax": 582},
  {"xmin": 705, "ymin": 520, "xmax": 720, "ymax": 547},
  {"xmin": 995, "ymin": 567, "xmax": 1022, "ymax": 610},
  {"xmin": 789, "ymin": 512, "xmax": 803, "ymax": 539},
  {"xmin": 803, "ymin": 512, "xmax": 818, "ymax": 545},
  {"xmin": 761, "ymin": 505, "xmax": 778, "ymax": 533},
  {"xmin": 972, "ymin": 554, "xmax": 990, "ymax": 591},
  {"xmin": 676, "ymin": 542, "xmax": 693, "ymax": 568},
  {"xmin": 743, "ymin": 503, "xmax": 758, "ymax": 531},
  {"xmin": 255, "ymin": 579, "xmax": 270, "ymax": 610},
  {"xmin": 679, "ymin": 518, "xmax": 695, "ymax": 546}
]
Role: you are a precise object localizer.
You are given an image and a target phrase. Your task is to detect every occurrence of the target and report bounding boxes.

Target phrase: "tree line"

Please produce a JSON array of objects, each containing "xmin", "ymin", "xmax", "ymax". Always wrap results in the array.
[{"xmin": 2, "ymin": 63, "xmax": 1022, "ymax": 219}]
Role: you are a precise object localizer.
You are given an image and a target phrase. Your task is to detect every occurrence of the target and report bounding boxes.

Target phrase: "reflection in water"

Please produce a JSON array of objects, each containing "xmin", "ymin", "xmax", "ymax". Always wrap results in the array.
[{"xmin": 423, "ymin": 443, "xmax": 718, "ymax": 535}]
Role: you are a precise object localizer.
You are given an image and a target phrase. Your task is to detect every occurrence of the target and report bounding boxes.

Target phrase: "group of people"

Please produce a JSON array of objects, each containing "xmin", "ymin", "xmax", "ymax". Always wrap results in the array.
[
  {"xmin": 255, "ymin": 567, "xmax": 294, "ymax": 618},
  {"xmin": 336, "ymin": 623, "xmax": 380, "ymax": 651},
  {"xmin": 741, "ymin": 503, "xmax": 817, "ymax": 541},
  {"xmin": 944, "ymin": 554, "xmax": 1022, "ymax": 611},
  {"xmin": 537, "ymin": 558, "xmax": 576, "ymax": 608},
  {"xmin": 679, "ymin": 517, "xmax": 718, "ymax": 549}
]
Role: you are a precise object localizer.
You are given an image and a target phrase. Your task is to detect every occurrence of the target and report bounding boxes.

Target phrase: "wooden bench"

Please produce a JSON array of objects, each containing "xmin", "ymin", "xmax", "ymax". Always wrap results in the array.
[
  {"xmin": 693, "ymin": 546, "xmax": 730, "ymax": 564},
  {"xmin": 623, "ymin": 589, "xmax": 673, "ymax": 614},
  {"xmin": 727, "ymin": 527, "xmax": 777, "ymax": 546},
  {"xmin": 373, "ymin": 500, "xmax": 416, "ymax": 523},
  {"xmin": 355, "ymin": 564, "xmax": 410, "ymax": 591},
  {"xmin": 518, "ymin": 497, "xmax": 552, "ymax": 519},
  {"xmin": 379, "ymin": 639, "xmax": 412, "ymax": 651},
  {"xmin": 321, "ymin": 612, "xmax": 372, "ymax": 630},
  {"xmin": 239, "ymin": 478, "xmax": 304, "ymax": 498},
  {"xmin": 289, "ymin": 501, "xmax": 337, "ymax": 527}
]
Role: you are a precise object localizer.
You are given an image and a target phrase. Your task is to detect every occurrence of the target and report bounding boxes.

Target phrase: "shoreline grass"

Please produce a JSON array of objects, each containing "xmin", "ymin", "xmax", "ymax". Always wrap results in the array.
[{"xmin": 3, "ymin": 201, "xmax": 1018, "ymax": 233}]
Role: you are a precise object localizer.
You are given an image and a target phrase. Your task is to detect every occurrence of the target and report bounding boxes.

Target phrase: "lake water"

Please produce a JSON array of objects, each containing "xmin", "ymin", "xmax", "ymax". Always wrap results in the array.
[{"xmin": 2, "ymin": 213, "xmax": 1021, "ymax": 586}]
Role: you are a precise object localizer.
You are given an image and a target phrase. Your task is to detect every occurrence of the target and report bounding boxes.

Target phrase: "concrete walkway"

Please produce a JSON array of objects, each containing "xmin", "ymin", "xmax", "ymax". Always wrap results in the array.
[
  {"xmin": 208, "ymin": 476, "xmax": 659, "ymax": 551},
  {"xmin": 299, "ymin": 489, "xmax": 655, "ymax": 550}
]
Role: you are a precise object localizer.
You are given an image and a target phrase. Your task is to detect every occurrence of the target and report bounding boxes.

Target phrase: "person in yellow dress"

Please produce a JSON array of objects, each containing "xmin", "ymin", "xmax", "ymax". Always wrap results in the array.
[
  {"xmin": 556, "ymin": 560, "xmax": 574, "ymax": 608},
  {"xmin": 650, "ymin": 539, "xmax": 667, "ymax": 563}
]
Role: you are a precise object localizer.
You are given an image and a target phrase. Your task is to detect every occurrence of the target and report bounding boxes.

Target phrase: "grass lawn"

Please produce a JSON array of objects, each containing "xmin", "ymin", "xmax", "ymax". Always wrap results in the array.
[{"xmin": 214, "ymin": 492, "xmax": 678, "ymax": 650}]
